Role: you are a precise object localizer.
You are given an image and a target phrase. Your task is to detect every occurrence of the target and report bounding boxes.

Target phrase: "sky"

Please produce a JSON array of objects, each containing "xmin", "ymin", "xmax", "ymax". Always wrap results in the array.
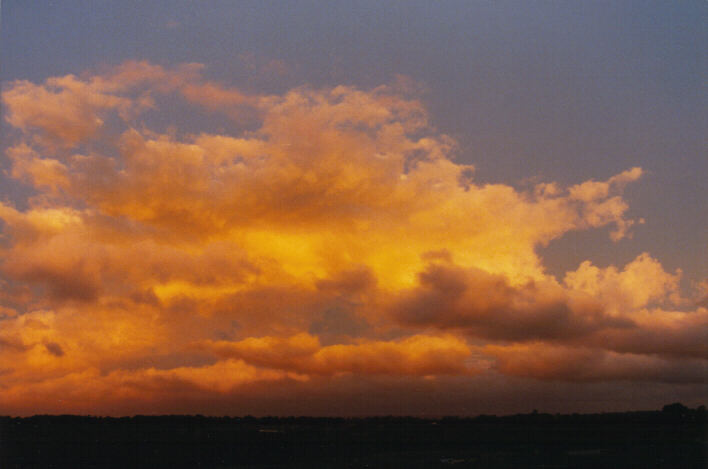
[{"xmin": 0, "ymin": 1, "xmax": 706, "ymax": 416}]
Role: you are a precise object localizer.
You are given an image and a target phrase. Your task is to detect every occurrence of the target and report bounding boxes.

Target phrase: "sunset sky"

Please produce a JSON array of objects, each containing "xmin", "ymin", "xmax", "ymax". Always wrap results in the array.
[{"xmin": 0, "ymin": 1, "xmax": 706, "ymax": 416}]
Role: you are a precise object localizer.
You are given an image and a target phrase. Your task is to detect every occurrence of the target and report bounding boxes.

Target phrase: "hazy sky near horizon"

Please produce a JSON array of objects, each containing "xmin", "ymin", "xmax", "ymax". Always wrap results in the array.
[{"xmin": 0, "ymin": 1, "xmax": 706, "ymax": 415}]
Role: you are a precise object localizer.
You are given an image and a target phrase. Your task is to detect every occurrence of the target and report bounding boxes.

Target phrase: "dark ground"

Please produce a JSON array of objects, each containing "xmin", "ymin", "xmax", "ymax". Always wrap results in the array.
[{"xmin": 1, "ymin": 404, "xmax": 706, "ymax": 468}]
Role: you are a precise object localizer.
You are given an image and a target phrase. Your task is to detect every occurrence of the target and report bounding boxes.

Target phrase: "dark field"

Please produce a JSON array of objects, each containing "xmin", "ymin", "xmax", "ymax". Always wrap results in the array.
[{"xmin": 1, "ymin": 405, "xmax": 706, "ymax": 468}]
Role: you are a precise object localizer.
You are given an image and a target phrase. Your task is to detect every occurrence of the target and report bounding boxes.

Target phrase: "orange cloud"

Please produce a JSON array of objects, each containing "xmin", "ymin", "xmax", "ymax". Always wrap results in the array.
[
  {"xmin": 0, "ymin": 359, "xmax": 300, "ymax": 415},
  {"xmin": 564, "ymin": 253, "xmax": 681, "ymax": 312},
  {"xmin": 0, "ymin": 60, "xmax": 703, "ymax": 415},
  {"xmin": 200, "ymin": 333, "xmax": 478, "ymax": 377},
  {"xmin": 2, "ymin": 76, "xmax": 133, "ymax": 147},
  {"xmin": 2, "ymin": 61, "xmax": 202, "ymax": 148}
]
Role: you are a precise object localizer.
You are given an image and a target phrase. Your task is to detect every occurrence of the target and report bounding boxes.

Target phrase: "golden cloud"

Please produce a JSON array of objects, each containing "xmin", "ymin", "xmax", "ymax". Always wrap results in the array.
[
  {"xmin": 199, "ymin": 333, "xmax": 478, "ymax": 376},
  {"xmin": 1, "ymin": 61, "xmax": 705, "ymax": 414}
]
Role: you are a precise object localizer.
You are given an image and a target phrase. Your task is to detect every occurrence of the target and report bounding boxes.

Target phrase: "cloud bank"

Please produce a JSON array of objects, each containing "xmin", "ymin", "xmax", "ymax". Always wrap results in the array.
[{"xmin": 0, "ymin": 61, "xmax": 705, "ymax": 415}]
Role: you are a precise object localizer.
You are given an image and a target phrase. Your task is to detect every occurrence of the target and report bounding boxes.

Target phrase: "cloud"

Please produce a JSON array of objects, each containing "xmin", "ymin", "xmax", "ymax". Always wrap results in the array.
[
  {"xmin": 564, "ymin": 252, "xmax": 681, "ymax": 312},
  {"xmin": 2, "ymin": 76, "xmax": 133, "ymax": 147},
  {"xmin": 0, "ymin": 60, "xmax": 702, "ymax": 414},
  {"xmin": 199, "ymin": 333, "xmax": 478, "ymax": 377},
  {"xmin": 588, "ymin": 308, "xmax": 708, "ymax": 360},
  {"xmin": 44, "ymin": 342, "xmax": 65, "ymax": 357},
  {"xmin": 0, "ymin": 359, "xmax": 301, "ymax": 415},
  {"xmin": 1, "ymin": 61, "xmax": 202, "ymax": 148},
  {"xmin": 486, "ymin": 342, "xmax": 707, "ymax": 383},
  {"xmin": 389, "ymin": 261, "xmax": 629, "ymax": 342}
]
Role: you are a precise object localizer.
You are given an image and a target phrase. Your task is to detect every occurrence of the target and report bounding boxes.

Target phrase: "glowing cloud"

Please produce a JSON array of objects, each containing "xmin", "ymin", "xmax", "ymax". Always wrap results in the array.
[{"xmin": 0, "ymin": 61, "xmax": 705, "ymax": 415}]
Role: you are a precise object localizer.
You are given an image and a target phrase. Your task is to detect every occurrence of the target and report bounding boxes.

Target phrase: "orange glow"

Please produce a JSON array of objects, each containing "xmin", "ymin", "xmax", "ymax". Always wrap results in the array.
[{"xmin": 0, "ymin": 61, "xmax": 704, "ymax": 415}]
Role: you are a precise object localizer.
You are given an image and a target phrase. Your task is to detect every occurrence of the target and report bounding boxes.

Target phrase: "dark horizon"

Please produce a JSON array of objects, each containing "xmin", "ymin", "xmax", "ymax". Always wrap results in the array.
[
  {"xmin": 3, "ymin": 403, "xmax": 706, "ymax": 468},
  {"xmin": 3, "ymin": 402, "xmax": 706, "ymax": 420}
]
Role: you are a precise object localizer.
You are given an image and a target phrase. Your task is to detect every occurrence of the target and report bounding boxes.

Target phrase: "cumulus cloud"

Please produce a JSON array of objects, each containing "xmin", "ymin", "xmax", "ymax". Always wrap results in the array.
[
  {"xmin": 0, "ymin": 60, "xmax": 703, "ymax": 414},
  {"xmin": 2, "ymin": 61, "xmax": 202, "ymax": 148},
  {"xmin": 389, "ymin": 261, "xmax": 631, "ymax": 342},
  {"xmin": 564, "ymin": 253, "xmax": 681, "ymax": 312},
  {"xmin": 2, "ymin": 76, "xmax": 133, "ymax": 147}
]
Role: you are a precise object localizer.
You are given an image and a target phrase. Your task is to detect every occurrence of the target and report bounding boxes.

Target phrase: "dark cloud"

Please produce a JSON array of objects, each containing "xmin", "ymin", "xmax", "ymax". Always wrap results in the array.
[
  {"xmin": 488, "ymin": 343, "xmax": 708, "ymax": 384},
  {"xmin": 44, "ymin": 341, "xmax": 64, "ymax": 357},
  {"xmin": 390, "ymin": 263, "xmax": 632, "ymax": 342},
  {"xmin": 590, "ymin": 312, "xmax": 708, "ymax": 360}
]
